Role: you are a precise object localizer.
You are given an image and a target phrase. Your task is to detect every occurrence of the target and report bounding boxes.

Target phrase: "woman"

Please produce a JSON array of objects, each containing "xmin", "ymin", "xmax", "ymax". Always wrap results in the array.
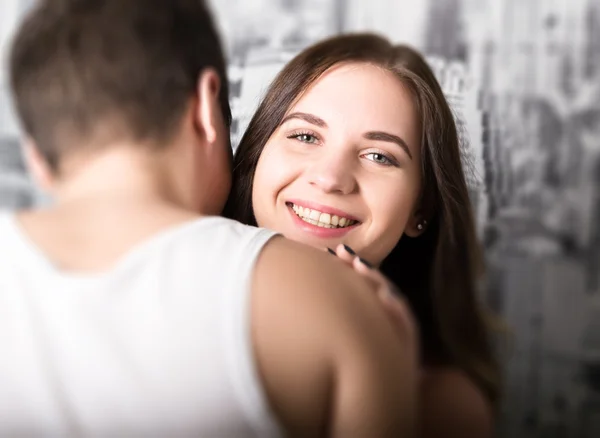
[{"xmin": 225, "ymin": 33, "xmax": 500, "ymax": 436}]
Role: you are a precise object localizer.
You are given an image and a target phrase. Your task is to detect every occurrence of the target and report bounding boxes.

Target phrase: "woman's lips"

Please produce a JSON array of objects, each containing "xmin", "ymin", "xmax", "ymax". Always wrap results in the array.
[
  {"xmin": 286, "ymin": 202, "xmax": 360, "ymax": 238},
  {"xmin": 286, "ymin": 199, "xmax": 359, "ymax": 222}
]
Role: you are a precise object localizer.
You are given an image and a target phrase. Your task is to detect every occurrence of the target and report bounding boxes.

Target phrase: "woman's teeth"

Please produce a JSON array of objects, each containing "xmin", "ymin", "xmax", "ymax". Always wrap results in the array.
[{"xmin": 290, "ymin": 203, "xmax": 357, "ymax": 229}]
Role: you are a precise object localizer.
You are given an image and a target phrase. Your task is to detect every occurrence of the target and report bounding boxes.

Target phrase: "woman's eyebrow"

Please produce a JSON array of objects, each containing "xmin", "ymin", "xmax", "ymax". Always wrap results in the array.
[
  {"xmin": 280, "ymin": 112, "xmax": 327, "ymax": 128},
  {"xmin": 363, "ymin": 131, "xmax": 413, "ymax": 160}
]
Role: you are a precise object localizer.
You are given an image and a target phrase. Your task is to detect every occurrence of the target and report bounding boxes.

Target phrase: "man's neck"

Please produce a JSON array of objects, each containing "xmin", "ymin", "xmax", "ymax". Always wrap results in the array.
[
  {"xmin": 18, "ymin": 145, "xmax": 206, "ymax": 273},
  {"xmin": 52, "ymin": 146, "xmax": 176, "ymax": 207}
]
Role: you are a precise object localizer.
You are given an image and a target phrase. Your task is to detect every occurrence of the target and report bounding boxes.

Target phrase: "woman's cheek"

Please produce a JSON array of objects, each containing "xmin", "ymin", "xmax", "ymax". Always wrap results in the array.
[
  {"xmin": 252, "ymin": 149, "xmax": 298, "ymax": 226},
  {"xmin": 369, "ymin": 191, "xmax": 414, "ymax": 252},
  {"xmin": 263, "ymin": 146, "xmax": 305, "ymax": 189}
]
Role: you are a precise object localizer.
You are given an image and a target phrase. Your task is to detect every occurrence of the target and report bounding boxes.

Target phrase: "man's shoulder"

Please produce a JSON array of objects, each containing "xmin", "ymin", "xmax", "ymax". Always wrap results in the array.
[
  {"xmin": 252, "ymin": 235, "xmax": 400, "ymax": 366},
  {"xmin": 251, "ymin": 237, "xmax": 418, "ymax": 436},
  {"xmin": 254, "ymin": 236, "xmax": 372, "ymax": 307},
  {"xmin": 249, "ymin": 237, "xmax": 365, "ymax": 434},
  {"xmin": 170, "ymin": 215, "xmax": 277, "ymax": 250}
]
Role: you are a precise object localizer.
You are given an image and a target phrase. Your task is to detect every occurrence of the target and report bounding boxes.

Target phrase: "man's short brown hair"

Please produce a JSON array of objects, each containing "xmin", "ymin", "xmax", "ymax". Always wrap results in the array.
[{"xmin": 9, "ymin": 0, "xmax": 231, "ymax": 171}]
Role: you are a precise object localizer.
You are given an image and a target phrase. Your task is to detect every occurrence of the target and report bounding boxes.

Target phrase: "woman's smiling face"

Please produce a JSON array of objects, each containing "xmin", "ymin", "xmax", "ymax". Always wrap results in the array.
[{"xmin": 251, "ymin": 62, "xmax": 424, "ymax": 265}]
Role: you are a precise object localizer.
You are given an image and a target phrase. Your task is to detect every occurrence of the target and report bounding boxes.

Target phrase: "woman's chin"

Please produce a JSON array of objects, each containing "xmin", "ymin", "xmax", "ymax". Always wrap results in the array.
[{"xmin": 283, "ymin": 230, "xmax": 342, "ymax": 249}]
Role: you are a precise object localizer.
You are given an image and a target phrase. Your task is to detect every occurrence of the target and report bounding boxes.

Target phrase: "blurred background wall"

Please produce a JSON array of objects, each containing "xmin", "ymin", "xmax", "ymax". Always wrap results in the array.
[{"xmin": 1, "ymin": 1, "xmax": 599, "ymax": 436}]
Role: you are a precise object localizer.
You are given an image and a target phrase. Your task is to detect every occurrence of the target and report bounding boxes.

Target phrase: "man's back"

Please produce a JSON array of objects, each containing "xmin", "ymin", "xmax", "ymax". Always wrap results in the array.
[
  {"xmin": 0, "ymin": 212, "xmax": 282, "ymax": 437},
  {"xmin": 0, "ymin": 207, "xmax": 417, "ymax": 437},
  {"xmin": 3, "ymin": 0, "xmax": 416, "ymax": 435}
]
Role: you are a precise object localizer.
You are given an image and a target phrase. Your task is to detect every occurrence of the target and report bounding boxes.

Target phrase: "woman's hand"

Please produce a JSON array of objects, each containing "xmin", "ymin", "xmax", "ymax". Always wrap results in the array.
[{"xmin": 327, "ymin": 244, "xmax": 418, "ymax": 348}]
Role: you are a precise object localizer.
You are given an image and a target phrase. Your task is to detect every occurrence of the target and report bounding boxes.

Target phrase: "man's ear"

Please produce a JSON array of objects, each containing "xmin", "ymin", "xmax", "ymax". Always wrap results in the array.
[
  {"xmin": 22, "ymin": 137, "xmax": 55, "ymax": 193},
  {"xmin": 195, "ymin": 68, "xmax": 223, "ymax": 146}
]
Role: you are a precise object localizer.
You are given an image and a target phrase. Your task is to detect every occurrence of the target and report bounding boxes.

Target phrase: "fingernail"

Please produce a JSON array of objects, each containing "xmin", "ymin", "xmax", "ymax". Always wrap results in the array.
[
  {"xmin": 343, "ymin": 244, "xmax": 355, "ymax": 255},
  {"xmin": 327, "ymin": 247, "xmax": 336, "ymax": 255},
  {"xmin": 359, "ymin": 257, "xmax": 372, "ymax": 269}
]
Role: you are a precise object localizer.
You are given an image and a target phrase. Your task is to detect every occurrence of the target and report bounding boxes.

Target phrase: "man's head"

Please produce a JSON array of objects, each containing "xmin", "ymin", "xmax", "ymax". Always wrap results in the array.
[{"xmin": 9, "ymin": 0, "xmax": 232, "ymax": 213}]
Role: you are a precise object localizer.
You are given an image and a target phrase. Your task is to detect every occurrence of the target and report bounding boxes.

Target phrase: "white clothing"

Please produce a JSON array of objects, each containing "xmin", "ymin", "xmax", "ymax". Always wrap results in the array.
[{"xmin": 0, "ymin": 212, "xmax": 281, "ymax": 437}]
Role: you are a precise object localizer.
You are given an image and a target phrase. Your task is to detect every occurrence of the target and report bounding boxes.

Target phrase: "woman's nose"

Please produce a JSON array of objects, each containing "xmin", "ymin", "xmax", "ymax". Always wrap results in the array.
[{"xmin": 306, "ymin": 154, "xmax": 358, "ymax": 195}]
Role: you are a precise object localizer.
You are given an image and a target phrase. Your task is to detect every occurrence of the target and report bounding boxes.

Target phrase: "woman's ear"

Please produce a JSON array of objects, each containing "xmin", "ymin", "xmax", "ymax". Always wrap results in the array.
[
  {"xmin": 22, "ymin": 137, "xmax": 55, "ymax": 193},
  {"xmin": 405, "ymin": 209, "xmax": 429, "ymax": 237}
]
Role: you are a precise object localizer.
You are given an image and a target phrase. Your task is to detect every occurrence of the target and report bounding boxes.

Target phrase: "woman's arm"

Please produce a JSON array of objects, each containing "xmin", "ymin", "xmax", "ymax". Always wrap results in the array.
[{"xmin": 419, "ymin": 368, "xmax": 494, "ymax": 438}]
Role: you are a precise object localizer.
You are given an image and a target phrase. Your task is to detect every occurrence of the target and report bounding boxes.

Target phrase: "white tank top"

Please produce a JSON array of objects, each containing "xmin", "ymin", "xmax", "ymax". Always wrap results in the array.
[{"xmin": 0, "ymin": 212, "xmax": 282, "ymax": 437}]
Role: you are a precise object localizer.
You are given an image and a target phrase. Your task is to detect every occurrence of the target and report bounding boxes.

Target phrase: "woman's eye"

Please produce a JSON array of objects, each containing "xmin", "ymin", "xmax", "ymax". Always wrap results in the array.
[
  {"xmin": 364, "ymin": 152, "xmax": 394, "ymax": 166},
  {"xmin": 289, "ymin": 133, "xmax": 319, "ymax": 144}
]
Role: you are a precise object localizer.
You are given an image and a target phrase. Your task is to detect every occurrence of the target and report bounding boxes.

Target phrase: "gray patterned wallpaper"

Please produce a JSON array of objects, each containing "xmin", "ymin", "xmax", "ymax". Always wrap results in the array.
[{"xmin": 1, "ymin": 1, "xmax": 599, "ymax": 436}]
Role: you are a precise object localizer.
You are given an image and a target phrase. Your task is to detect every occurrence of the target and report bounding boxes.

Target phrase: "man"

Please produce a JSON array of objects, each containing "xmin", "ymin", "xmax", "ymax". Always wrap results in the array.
[{"xmin": 0, "ymin": 0, "xmax": 417, "ymax": 436}]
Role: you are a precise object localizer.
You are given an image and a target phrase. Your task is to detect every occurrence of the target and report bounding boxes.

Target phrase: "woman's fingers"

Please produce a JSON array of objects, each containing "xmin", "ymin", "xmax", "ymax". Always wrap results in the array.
[
  {"xmin": 350, "ymin": 251, "xmax": 417, "ymax": 342},
  {"xmin": 353, "ymin": 258, "xmax": 416, "ymax": 339},
  {"xmin": 335, "ymin": 244, "xmax": 357, "ymax": 264},
  {"xmin": 381, "ymin": 291, "xmax": 418, "ymax": 345},
  {"xmin": 351, "ymin": 255, "xmax": 383, "ymax": 280},
  {"xmin": 324, "ymin": 244, "xmax": 418, "ymax": 347}
]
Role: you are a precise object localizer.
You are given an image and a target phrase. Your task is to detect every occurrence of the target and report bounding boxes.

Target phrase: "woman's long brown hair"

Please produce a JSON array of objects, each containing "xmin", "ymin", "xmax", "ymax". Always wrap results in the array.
[{"xmin": 224, "ymin": 33, "xmax": 501, "ymax": 408}]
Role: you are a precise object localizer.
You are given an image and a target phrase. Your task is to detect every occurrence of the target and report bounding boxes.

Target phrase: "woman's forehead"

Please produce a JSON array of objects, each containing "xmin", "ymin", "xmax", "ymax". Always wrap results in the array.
[{"xmin": 287, "ymin": 63, "xmax": 419, "ymax": 139}]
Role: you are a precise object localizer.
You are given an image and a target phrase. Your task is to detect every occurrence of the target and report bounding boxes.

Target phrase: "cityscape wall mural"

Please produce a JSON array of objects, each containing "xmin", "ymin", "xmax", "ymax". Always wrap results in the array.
[{"xmin": 1, "ymin": 1, "xmax": 598, "ymax": 436}]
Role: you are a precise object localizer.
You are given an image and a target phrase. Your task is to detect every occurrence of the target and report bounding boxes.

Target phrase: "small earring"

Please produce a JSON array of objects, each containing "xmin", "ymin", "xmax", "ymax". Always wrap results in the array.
[{"xmin": 417, "ymin": 220, "xmax": 427, "ymax": 231}]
